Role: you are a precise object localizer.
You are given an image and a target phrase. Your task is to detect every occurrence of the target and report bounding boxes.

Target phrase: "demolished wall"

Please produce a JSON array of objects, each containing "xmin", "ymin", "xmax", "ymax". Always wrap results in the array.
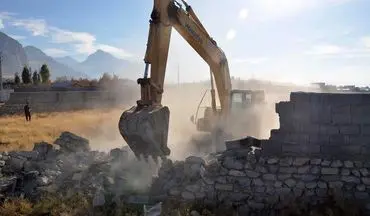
[
  {"xmin": 150, "ymin": 92, "xmax": 370, "ymax": 215},
  {"xmin": 266, "ymin": 92, "xmax": 370, "ymax": 159},
  {"xmin": 0, "ymin": 131, "xmax": 158, "ymax": 205}
]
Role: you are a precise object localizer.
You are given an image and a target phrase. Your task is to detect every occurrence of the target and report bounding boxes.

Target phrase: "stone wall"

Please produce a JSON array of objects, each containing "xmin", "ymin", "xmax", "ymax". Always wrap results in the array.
[
  {"xmin": 265, "ymin": 92, "xmax": 370, "ymax": 160},
  {"xmin": 150, "ymin": 92, "xmax": 370, "ymax": 215},
  {"xmin": 152, "ymin": 153, "xmax": 370, "ymax": 214},
  {"xmin": 0, "ymin": 90, "xmax": 138, "ymax": 115},
  {"xmin": 0, "ymin": 89, "xmax": 14, "ymax": 102}
]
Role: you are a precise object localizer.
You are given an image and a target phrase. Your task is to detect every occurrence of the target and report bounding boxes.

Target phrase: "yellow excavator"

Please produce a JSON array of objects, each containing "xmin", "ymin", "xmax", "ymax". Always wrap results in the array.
[{"xmin": 118, "ymin": 0, "xmax": 265, "ymax": 161}]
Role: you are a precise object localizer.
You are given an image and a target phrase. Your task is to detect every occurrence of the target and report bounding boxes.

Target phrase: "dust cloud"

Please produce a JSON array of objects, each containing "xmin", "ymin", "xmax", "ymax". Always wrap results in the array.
[
  {"xmin": 85, "ymin": 79, "xmax": 316, "ymax": 161},
  {"xmin": 162, "ymin": 83, "xmax": 210, "ymax": 160}
]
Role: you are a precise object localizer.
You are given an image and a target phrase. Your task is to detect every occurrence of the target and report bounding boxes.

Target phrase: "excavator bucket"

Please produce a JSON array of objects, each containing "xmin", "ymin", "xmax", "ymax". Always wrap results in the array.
[{"xmin": 118, "ymin": 105, "xmax": 171, "ymax": 160}]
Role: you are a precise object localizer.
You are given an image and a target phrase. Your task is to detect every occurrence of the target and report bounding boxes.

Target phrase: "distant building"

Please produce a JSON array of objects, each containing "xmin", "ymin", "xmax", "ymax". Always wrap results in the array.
[
  {"xmin": 311, "ymin": 82, "xmax": 326, "ymax": 88},
  {"xmin": 51, "ymin": 81, "xmax": 73, "ymax": 88},
  {"xmin": 2, "ymin": 78, "xmax": 15, "ymax": 89}
]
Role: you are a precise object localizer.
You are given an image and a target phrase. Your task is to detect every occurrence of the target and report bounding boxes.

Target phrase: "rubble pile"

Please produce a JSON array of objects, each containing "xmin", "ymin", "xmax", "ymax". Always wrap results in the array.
[{"xmin": 0, "ymin": 132, "xmax": 160, "ymax": 206}]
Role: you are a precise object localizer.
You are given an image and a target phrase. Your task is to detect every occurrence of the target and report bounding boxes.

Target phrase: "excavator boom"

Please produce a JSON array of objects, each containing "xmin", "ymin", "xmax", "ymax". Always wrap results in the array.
[{"xmin": 119, "ymin": 0, "xmax": 232, "ymax": 160}]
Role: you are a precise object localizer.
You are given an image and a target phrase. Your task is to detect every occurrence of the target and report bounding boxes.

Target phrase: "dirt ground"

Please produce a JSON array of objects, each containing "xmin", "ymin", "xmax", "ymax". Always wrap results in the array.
[{"xmin": 0, "ymin": 109, "xmax": 125, "ymax": 152}]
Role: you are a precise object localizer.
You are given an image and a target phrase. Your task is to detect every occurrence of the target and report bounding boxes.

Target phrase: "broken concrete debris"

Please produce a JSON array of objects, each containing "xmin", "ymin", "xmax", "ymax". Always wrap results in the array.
[
  {"xmin": 54, "ymin": 131, "xmax": 91, "ymax": 153},
  {"xmin": 0, "ymin": 131, "xmax": 159, "ymax": 204}
]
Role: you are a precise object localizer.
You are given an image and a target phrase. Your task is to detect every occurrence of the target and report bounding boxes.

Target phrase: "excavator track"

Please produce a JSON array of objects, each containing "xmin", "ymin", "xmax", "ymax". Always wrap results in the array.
[{"xmin": 118, "ymin": 105, "xmax": 171, "ymax": 162}]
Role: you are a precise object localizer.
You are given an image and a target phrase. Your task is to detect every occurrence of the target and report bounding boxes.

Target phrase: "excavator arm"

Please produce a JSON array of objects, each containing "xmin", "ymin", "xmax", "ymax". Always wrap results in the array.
[{"xmin": 118, "ymin": 0, "xmax": 232, "ymax": 160}]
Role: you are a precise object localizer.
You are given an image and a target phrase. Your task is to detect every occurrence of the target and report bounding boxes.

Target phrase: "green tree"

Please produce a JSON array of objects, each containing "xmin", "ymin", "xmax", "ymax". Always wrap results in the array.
[
  {"xmin": 14, "ymin": 73, "xmax": 20, "ymax": 85},
  {"xmin": 21, "ymin": 66, "xmax": 31, "ymax": 84},
  {"xmin": 32, "ymin": 71, "xmax": 39, "ymax": 85},
  {"xmin": 40, "ymin": 64, "xmax": 50, "ymax": 83},
  {"xmin": 37, "ymin": 73, "xmax": 41, "ymax": 83}
]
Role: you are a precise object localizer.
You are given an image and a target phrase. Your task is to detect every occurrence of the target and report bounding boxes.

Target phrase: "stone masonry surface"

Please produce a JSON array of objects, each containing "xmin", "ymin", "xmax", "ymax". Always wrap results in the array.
[
  {"xmin": 266, "ymin": 92, "xmax": 370, "ymax": 160},
  {"xmin": 152, "ymin": 152, "xmax": 370, "ymax": 215},
  {"xmin": 0, "ymin": 90, "xmax": 136, "ymax": 116}
]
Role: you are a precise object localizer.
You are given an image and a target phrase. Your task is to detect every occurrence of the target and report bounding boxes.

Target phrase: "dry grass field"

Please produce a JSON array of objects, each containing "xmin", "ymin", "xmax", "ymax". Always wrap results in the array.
[{"xmin": 0, "ymin": 108, "xmax": 125, "ymax": 152}]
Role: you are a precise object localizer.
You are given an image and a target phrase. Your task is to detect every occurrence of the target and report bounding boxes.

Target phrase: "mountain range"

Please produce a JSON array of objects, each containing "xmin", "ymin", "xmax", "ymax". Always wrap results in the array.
[{"xmin": 0, "ymin": 31, "xmax": 141, "ymax": 80}]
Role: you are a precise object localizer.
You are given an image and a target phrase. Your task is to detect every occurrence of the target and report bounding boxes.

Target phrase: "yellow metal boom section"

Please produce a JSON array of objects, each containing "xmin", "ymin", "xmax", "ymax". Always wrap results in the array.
[
  {"xmin": 143, "ymin": 0, "xmax": 232, "ymax": 113},
  {"xmin": 119, "ymin": 0, "xmax": 232, "ymax": 160}
]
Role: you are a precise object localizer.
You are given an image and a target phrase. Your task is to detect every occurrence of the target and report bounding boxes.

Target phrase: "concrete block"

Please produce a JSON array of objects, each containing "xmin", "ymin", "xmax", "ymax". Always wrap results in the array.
[
  {"xmin": 311, "ymin": 106, "xmax": 332, "ymax": 124},
  {"xmin": 225, "ymin": 136, "xmax": 261, "ymax": 150},
  {"xmin": 321, "ymin": 145, "xmax": 362, "ymax": 157},
  {"xmin": 341, "ymin": 145, "xmax": 362, "ymax": 155},
  {"xmin": 352, "ymin": 115, "xmax": 370, "ymax": 124},
  {"xmin": 332, "ymin": 114, "xmax": 351, "ymax": 124},
  {"xmin": 275, "ymin": 101, "xmax": 294, "ymax": 115},
  {"xmin": 294, "ymin": 101, "xmax": 312, "ymax": 112},
  {"xmin": 339, "ymin": 125, "xmax": 360, "ymax": 135},
  {"xmin": 332, "ymin": 105, "xmax": 351, "ymax": 115},
  {"xmin": 282, "ymin": 143, "xmax": 320, "ymax": 154},
  {"xmin": 261, "ymin": 140, "xmax": 282, "ymax": 156},
  {"xmin": 283, "ymin": 133, "xmax": 309, "ymax": 144},
  {"xmin": 361, "ymin": 125, "xmax": 370, "ymax": 135},
  {"xmin": 278, "ymin": 121, "xmax": 298, "ymax": 132},
  {"xmin": 291, "ymin": 123, "xmax": 304, "ymax": 133},
  {"xmin": 270, "ymin": 130, "xmax": 285, "ymax": 141},
  {"xmin": 320, "ymin": 146, "xmax": 338, "ymax": 157},
  {"xmin": 280, "ymin": 122, "xmax": 314, "ymax": 134},
  {"xmin": 349, "ymin": 136, "xmax": 370, "ymax": 145},
  {"xmin": 300, "ymin": 124, "xmax": 320, "ymax": 134},
  {"xmin": 291, "ymin": 111, "xmax": 311, "ymax": 123},
  {"xmin": 319, "ymin": 125, "xmax": 339, "ymax": 135},
  {"xmin": 328, "ymin": 94, "xmax": 363, "ymax": 106},
  {"xmin": 329, "ymin": 135, "xmax": 350, "ymax": 146},
  {"xmin": 351, "ymin": 105, "xmax": 370, "ymax": 124},
  {"xmin": 351, "ymin": 105, "xmax": 370, "ymax": 116},
  {"xmin": 361, "ymin": 146, "xmax": 370, "ymax": 155},
  {"xmin": 309, "ymin": 134, "xmax": 329, "ymax": 144},
  {"xmin": 310, "ymin": 93, "xmax": 325, "ymax": 104},
  {"xmin": 290, "ymin": 92, "xmax": 311, "ymax": 103},
  {"xmin": 360, "ymin": 94, "xmax": 370, "ymax": 104}
]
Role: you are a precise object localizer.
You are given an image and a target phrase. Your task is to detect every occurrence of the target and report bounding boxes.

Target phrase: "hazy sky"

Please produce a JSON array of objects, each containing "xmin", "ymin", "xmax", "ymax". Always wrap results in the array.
[{"xmin": 0, "ymin": 0, "xmax": 370, "ymax": 85}]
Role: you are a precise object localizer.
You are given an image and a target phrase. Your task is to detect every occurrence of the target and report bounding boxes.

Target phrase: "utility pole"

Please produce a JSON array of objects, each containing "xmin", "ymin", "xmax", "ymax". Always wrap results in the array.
[
  {"xmin": 0, "ymin": 52, "xmax": 3, "ymax": 93},
  {"xmin": 177, "ymin": 63, "xmax": 180, "ymax": 86}
]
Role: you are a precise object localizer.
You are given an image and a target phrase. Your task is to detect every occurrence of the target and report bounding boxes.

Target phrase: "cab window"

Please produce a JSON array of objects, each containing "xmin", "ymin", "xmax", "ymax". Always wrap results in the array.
[
  {"xmin": 231, "ymin": 92, "xmax": 245, "ymax": 110},
  {"xmin": 231, "ymin": 92, "xmax": 243, "ymax": 103}
]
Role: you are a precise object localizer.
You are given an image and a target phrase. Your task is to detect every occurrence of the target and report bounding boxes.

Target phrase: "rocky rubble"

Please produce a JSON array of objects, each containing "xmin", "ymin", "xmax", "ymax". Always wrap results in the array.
[{"xmin": 0, "ymin": 132, "xmax": 160, "ymax": 206}]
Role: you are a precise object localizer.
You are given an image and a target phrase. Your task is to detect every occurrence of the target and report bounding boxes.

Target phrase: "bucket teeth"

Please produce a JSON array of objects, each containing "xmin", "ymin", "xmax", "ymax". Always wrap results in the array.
[{"xmin": 118, "ymin": 106, "xmax": 171, "ymax": 159}]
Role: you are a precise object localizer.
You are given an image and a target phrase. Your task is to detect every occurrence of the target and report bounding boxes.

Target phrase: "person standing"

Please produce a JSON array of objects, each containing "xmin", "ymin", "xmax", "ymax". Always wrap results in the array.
[{"xmin": 24, "ymin": 102, "xmax": 31, "ymax": 121}]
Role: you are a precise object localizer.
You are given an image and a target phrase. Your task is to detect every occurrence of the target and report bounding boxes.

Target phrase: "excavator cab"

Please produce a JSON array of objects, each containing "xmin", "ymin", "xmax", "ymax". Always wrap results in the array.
[
  {"xmin": 230, "ymin": 90, "xmax": 265, "ymax": 111},
  {"xmin": 192, "ymin": 89, "xmax": 265, "ymax": 133}
]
